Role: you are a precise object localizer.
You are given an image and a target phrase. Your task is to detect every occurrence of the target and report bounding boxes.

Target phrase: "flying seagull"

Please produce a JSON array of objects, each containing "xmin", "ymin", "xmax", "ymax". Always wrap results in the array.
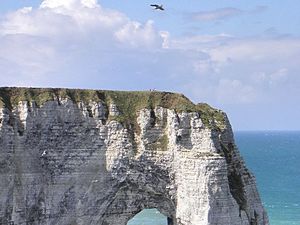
[{"xmin": 150, "ymin": 4, "xmax": 164, "ymax": 10}]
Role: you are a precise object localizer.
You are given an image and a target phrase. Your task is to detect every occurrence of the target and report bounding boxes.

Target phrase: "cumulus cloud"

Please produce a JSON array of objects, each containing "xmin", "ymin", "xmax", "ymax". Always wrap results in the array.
[
  {"xmin": 40, "ymin": 0, "xmax": 98, "ymax": 9},
  {"xmin": 0, "ymin": 0, "xmax": 166, "ymax": 87},
  {"xmin": 115, "ymin": 20, "xmax": 162, "ymax": 48}
]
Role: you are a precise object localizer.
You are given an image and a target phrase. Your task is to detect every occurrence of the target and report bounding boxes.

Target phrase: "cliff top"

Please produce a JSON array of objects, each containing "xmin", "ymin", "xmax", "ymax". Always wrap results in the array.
[{"xmin": 0, "ymin": 87, "xmax": 226, "ymax": 130}]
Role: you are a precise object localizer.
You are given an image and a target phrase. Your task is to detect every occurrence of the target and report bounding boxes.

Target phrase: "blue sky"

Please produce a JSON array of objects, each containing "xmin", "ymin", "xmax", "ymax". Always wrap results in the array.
[{"xmin": 0, "ymin": 0, "xmax": 300, "ymax": 130}]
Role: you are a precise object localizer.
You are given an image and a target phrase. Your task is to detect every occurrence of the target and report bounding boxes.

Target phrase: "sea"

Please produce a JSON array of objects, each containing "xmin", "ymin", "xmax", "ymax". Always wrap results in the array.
[{"xmin": 128, "ymin": 131, "xmax": 300, "ymax": 225}]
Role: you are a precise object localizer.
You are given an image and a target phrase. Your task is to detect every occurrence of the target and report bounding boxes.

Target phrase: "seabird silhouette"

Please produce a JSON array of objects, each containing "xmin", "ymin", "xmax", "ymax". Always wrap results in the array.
[{"xmin": 150, "ymin": 4, "xmax": 164, "ymax": 10}]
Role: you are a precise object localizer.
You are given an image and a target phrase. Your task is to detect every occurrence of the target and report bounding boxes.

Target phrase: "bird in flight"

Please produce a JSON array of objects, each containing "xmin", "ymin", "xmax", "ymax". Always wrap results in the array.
[{"xmin": 150, "ymin": 4, "xmax": 164, "ymax": 10}]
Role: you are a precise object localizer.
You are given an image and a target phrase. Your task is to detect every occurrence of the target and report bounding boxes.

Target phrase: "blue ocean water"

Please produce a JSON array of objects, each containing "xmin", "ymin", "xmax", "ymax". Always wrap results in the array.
[
  {"xmin": 128, "ymin": 131, "xmax": 300, "ymax": 225},
  {"xmin": 235, "ymin": 131, "xmax": 300, "ymax": 225},
  {"xmin": 127, "ymin": 209, "xmax": 166, "ymax": 225}
]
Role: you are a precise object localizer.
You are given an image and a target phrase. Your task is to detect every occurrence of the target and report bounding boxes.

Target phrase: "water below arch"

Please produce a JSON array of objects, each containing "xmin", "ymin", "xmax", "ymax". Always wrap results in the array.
[{"xmin": 127, "ymin": 208, "xmax": 167, "ymax": 225}]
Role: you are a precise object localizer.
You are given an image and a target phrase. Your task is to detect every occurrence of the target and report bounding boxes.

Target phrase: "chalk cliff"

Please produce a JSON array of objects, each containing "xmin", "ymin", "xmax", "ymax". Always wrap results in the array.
[{"xmin": 0, "ymin": 87, "xmax": 269, "ymax": 225}]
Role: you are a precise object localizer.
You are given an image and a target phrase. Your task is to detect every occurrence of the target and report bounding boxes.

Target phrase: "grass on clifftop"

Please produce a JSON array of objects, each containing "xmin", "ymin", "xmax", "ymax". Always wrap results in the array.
[{"xmin": 0, "ymin": 87, "xmax": 226, "ymax": 130}]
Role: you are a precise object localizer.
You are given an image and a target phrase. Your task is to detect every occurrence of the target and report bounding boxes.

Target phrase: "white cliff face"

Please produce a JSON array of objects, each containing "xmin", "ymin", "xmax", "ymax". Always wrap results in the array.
[{"xmin": 0, "ymin": 89, "xmax": 269, "ymax": 225}]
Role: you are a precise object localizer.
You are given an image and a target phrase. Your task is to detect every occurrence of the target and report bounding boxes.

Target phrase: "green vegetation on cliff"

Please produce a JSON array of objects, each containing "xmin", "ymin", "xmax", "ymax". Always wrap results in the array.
[{"xmin": 0, "ymin": 87, "xmax": 226, "ymax": 130}]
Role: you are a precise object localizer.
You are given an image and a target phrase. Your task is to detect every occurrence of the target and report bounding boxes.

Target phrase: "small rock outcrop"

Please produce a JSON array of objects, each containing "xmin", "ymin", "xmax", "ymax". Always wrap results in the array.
[{"xmin": 0, "ymin": 87, "xmax": 269, "ymax": 225}]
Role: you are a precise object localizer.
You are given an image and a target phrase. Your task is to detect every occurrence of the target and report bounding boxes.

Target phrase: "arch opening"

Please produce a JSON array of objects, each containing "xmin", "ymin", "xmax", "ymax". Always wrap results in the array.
[{"xmin": 127, "ymin": 208, "xmax": 173, "ymax": 225}]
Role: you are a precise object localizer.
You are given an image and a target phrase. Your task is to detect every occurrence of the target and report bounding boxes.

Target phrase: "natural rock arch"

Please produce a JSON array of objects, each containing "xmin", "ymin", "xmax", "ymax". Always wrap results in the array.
[
  {"xmin": 97, "ymin": 158, "xmax": 176, "ymax": 225},
  {"xmin": 0, "ymin": 88, "xmax": 269, "ymax": 225}
]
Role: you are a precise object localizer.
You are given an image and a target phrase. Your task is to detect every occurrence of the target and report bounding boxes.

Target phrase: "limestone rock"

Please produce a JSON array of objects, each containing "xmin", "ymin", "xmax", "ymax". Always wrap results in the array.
[{"xmin": 0, "ymin": 87, "xmax": 269, "ymax": 225}]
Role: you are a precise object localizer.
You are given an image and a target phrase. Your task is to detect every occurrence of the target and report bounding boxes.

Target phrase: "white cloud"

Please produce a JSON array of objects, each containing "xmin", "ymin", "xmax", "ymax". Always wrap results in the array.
[
  {"xmin": 0, "ymin": 0, "xmax": 300, "ymax": 111},
  {"xmin": 209, "ymin": 38, "xmax": 300, "ymax": 63},
  {"xmin": 166, "ymin": 33, "xmax": 234, "ymax": 50},
  {"xmin": 40, "ymin": 0, "xmax": 98, "ymax": 9},
  {"xmin": 0, "ymin": 0, "xmax": 167, "ymax": 87},
  {"xmin": 169, "ymin": 34, "xmax": 300, "ymax": 105},
  {"xmin": 115, "ymin": 20, "xmax": 161, "ymax": 48},
  {"xmin": 1, "ymin": 1, "xmax": 128, "ymax": 37}
]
